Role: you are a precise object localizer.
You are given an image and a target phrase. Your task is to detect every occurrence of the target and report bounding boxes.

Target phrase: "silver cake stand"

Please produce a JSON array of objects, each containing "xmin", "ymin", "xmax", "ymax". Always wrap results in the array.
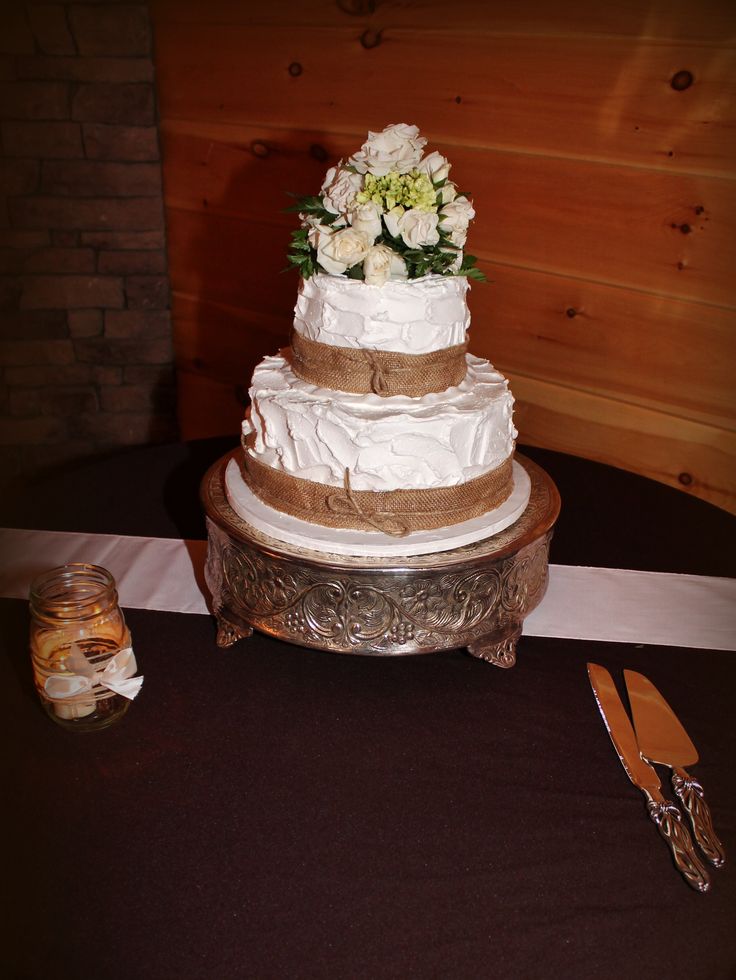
[{"xmin": 201, "ymin": 451, "xmax": 560, "ymax": 667}]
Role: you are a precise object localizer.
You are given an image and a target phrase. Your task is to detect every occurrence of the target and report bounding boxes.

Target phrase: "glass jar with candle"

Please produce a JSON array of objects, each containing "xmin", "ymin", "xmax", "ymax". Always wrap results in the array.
[{"xmin": 29, "ymin": 563, "xmax": 140, "ymax": 732}]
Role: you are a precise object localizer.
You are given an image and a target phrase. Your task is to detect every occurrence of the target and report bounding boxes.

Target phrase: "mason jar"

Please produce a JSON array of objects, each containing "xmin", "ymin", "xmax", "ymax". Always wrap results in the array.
[{"xmin": 29, "ymin": 563, "xmax": 137, "ymax": 732}]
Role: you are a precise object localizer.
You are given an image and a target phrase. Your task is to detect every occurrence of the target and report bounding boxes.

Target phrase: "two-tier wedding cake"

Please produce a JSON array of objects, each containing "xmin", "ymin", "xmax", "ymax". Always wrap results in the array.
[{"xmin": 225, "ymin": 124, "xmax": 530, "ymax": 557}]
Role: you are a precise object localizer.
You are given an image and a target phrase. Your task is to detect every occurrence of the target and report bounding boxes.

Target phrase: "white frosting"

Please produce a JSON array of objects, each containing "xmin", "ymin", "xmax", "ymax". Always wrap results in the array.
[
  {"xmin": 242, "ymin": 353, "xmax": 516, "ymax": 493},
  {"xmin": 293, "ymin": 273, "xmax": 469, "ymax": 354}
]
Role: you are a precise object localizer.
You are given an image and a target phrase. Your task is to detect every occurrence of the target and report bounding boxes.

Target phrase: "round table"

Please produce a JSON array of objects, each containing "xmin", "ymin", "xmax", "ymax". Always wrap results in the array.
[{"xmin": 2, "ymin": 441, "xmax": 735, "ymax": 980}]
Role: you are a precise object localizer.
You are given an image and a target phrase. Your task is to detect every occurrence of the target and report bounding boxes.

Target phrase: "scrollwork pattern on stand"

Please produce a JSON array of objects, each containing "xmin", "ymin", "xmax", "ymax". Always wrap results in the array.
[{"xmin": 208, "ymin": 532, "xmax": 551, "ymax": 652}]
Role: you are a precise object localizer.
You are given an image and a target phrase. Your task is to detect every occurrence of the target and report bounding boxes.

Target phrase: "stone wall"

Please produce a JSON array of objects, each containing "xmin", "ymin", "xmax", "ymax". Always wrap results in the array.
[{"xmin": 0, "ymin": 1, "xmax": 176, "ymax": 493}]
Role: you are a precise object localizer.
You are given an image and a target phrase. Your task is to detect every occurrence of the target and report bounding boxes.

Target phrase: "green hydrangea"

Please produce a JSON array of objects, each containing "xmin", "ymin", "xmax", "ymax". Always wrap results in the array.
[{"xmin": 356, "ymin": 170, "xmax": 437, "ymax": 213}]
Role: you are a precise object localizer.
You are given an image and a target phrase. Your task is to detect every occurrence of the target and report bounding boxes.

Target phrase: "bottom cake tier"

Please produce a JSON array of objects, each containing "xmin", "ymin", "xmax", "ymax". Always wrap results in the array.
[{"xmin": 225, "ymin": 456, "xmax": 531, "ymax": 557}]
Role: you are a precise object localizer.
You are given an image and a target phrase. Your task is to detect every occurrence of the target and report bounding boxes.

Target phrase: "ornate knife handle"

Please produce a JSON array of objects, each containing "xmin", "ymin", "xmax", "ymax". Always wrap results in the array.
[
  {"xmin": 672, "ymin": 767, "xmax": 726, "ymax": 869},
  {"xmin": 646, "ymin": 795, "xmax": 711, "ymax": 892}
]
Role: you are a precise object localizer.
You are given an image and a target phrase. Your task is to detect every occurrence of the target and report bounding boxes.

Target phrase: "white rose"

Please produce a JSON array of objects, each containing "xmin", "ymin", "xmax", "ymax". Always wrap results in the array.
[
  {"xmin": 321, "ymin": 164, "xmax": 363, "ymax": 215},
  {"xmin": 416, "ymin": 150, "xmax": 451, "ymax": 183},
  {"xmin": 363, "ymin": 245, "xmax": 408, "ymax": 286},
  {"xmin": 315, "ymin": 226, "xmax": 370, "ymax": 275},
  {"xmin": 348, "ymin": 201, "xmax": 382, "ymax": 243},
  {"xmin": 349, "ymin": 123, "xmax": 427, "ymax": 176},
  {"xmin": 439, "ymin": 197, "xmax": 475, "ymax": 237},
  {"xmin": 383, "ymin": 205, "xmax": 404, "ymax": 239},
  {"xmin": 398, "ymin": 208, "xmax": 440, "ymax": 248},
  {"xmin": 439, "ymin": 182, "xmax": 457, "ymax": 204}
]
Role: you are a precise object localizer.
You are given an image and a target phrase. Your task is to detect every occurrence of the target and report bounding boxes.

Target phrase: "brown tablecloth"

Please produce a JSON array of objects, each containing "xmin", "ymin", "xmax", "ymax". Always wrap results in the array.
[{"xmin": 2, "ymin": 442, "xmax": 735, "ymax": 979}]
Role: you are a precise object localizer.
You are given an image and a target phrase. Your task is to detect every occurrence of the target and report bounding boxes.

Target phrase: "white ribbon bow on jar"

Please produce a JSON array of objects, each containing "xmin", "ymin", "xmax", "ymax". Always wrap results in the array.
[{"xmin": 44, "ymin": 643, "xmax": 144, "ymax": 702}]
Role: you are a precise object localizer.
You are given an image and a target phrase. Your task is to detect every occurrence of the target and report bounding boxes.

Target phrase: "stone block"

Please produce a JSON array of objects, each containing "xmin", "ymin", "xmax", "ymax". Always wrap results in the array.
[
  {"xmin": 72, "ymin": 82, "xmax": 154, "ymax": 125},
  {"xmin": 72, "ymin": 411, "xmax": 175, "ymax": 444},
  {"xmin": 74, "ymin": 336, "xmax": 173, "ymax": 365},
  {"xmin": 123, "ymin": 363, "xmax": 175, "ymax": 385},
  {"xmin": 82, "ymin": 123, "xmax": 158, "ymax": 161},
  {"xmin": 99, "ymin": 383, "xmax": 175, "ymax": 413},
  {"xmin": 0, "ymin": 309, "xmax": 68, "ymax": 340},
  {"xmin": 0, "ymin": 80, "xmax": 69, "ymax": 119},
  {"xmin": 20, "ymin": 275, "xmax": 124, "ymax": 310},
  {"xmin": 50, "ymin": 230, "xmax": 79, "ymax": 247},
  {"xmin": 2, "ymin": 121, "xmax": 83, "ymax": 158},
  {"xmin": 69, "ymin": 5, "xmax": 151, "ymax": 57},
  {"xmin": 0, "ymin": 338, "xmax": 75, "ymax": 366},
  {"xmin": 16, "ymin": 55, "xmax": 153, "ymax": 84},
  {"xmin": 40, "ymin": 160, "xmax": 161, "ymax": 197},
  {"xmin": 125, "ymin": 275, "xmax": 169, "ymax": 309},
  {"xmin": 9, "ymin": 195, "xmax": 164, "ymax": 231},
  {"xmin": 0, "ymin": 159, "xmax": 39, "ymax": 195},
  {"xmin": 0, "ymin": 230, "xmax": 50, "ymax": 248},
  {"xmin": 105, "ymin": 309, "xmax": 170, "ymax": 337},
  {"xmin": 1, "ymin": 9, "xmax": 36, "ymax": 56},
  {"xmin": 98, "ymin": 249, "xmax": 166, "ymax": 275},
  {"xmin": 68, "ymin": 309, "xmax": 103, "ymax": 337},
  {"xmin": 0, "ymin": 414, "xmax": 67, "ymax": 444},
  {"xmin": 0, "ymin": 278, "xmax": 22, "ymax": 309},
  {"xmin": 21, "ymin": 247, "xmax": 96, "ymax": 274},
  {"xmin": 81, "ymin": 229, "xmax": 164, "ymax": 250},
  {"xmin": 27, "ymin": 4, "xmax": 76, "ymax": 56},
  {"xmin": 4, "ymin": 363, "xmax": 93, "ymax": 386},
  {"xmin": 10, "ymin": 385, "xmax": 98, "ymax": 417}
]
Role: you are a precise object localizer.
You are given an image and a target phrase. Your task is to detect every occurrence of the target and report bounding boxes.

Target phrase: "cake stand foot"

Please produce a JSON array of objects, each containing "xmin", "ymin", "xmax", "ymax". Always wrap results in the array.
[
  {"xmin": 467, "ymin": 622, "xmax": 522, "ymax": 668},
  {"xmin": 215, "ymin": 614, "xmax": 253, "ymax": 649}
]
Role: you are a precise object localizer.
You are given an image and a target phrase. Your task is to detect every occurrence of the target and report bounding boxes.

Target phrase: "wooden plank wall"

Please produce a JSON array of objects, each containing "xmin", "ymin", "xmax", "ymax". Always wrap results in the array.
[{"xmin": 150, "ymin": 0, "xmax": 736, "ymax": 512}]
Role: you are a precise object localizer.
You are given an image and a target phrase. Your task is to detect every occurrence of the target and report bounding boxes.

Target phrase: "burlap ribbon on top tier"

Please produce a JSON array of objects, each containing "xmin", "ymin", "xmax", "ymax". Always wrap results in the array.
[
  {"xmin": 242, "ymin": 452, "xmax": 514, "ymax": 537},
  {"xmin": 290, "ymin": 331, "xmax": 468, "ymax": 397}
]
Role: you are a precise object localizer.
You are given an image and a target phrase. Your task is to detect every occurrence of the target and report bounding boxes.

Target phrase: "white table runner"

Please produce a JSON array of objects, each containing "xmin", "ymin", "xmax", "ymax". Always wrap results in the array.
[{"xmin": 1, "ymin": 526, "xmax": 734, "ymax": 651}]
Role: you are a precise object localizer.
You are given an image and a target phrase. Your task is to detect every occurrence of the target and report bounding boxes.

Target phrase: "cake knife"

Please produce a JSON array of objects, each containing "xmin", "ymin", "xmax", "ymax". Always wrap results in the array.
[
  {"xmin": 624, "ymin": 669, "xmax": 725, "ymax": 868},
  {"xmin": 587, "ymin": 662, "xmax": 710, "ymax": 892}
]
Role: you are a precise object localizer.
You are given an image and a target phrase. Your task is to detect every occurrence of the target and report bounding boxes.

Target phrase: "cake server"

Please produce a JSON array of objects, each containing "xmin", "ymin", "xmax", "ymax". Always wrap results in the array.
[
  {"xmin": 624, "ymin": 669, "xmax": 725, "ymax": 868},
  {"xmin": 587, "ymin": 662, "xmax": 710, "ymax": 892}
]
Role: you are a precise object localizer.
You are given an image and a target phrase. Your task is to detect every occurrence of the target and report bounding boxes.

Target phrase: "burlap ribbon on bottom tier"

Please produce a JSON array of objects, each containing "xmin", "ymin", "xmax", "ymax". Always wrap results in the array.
[
  {"xmin": 242, "ymin": 452, "xmax": 514, "ymax": 536},
  {"xmin": 290, "ymin": 331, "xmax": 468, "ymax": 397}
]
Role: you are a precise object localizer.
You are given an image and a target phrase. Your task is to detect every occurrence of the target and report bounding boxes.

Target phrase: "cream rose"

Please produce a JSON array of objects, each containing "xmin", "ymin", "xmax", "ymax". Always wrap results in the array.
[
  {"xmin": 348, "ymin": 201, "xmax": 382, "ymax": 243},
  {"xmin": 363, "ymin": 244, "xmax": 408, "ymax": 286},
  {"xmin": 439, "ymin": 197, "xmax": 475, "ymax": 235},
  {"xmin": 439, "ymin": 182, "xmax": 457, "ymax": 204},
  {"xmin": 314, "ymin": 226, "xmax": 371, "ymax": 275},
  {"xmin": 383, "ymin": 205, "xmax": 404, "ymax": 239},
  {"xmin": 321, "ymin": 164, "xmax": 363, "ymax": 216},
  {"xmin": 416, "ymin": 150, "xmax": 451, "ymax": 183},
  {"xmin": 398, "ymin": 208, "xmax": 440, "ymax": 248},
  {"xmin": 349, "ymin": 123, "xmax": 427, "ymax": 176}
]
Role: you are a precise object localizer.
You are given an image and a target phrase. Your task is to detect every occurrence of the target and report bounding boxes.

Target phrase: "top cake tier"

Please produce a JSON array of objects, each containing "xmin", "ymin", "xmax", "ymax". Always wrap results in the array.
[{"xmin": 294, "ymin": 273, "xmax": 470, "ymax": 355}]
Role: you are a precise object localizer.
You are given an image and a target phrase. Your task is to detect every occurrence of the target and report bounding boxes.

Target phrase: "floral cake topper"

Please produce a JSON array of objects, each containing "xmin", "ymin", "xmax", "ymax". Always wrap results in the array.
[{"xmin": 287, "ymin": 123, "xmax": 485, "ymax": 285}]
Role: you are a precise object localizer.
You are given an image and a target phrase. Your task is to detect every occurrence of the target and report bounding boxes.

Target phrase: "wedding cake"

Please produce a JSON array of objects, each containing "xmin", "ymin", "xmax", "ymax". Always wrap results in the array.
[{"xmin": 225, "ymin": 124, "xmax": 529, "ymax": 556}]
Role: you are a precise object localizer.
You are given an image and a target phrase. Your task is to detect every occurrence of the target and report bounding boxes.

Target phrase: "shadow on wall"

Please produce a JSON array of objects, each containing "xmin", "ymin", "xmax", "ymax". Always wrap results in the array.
[{"xmin": 171, "ymin": 128, "xmax": 343, "ymax": 441}]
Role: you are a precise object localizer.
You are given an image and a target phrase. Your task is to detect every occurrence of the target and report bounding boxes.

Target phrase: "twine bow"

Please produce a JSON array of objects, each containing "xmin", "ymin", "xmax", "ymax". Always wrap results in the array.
[
  {"xmin": 326, "ymin": 469, "xmax": 409, "ymax": 537},
  {"xmin": 44, "ymin": 643, "xmax": 144, "ymax": 703},
  {"xmin": 361, "ymin": 349, "xmax": 388, "ymax": 394}
]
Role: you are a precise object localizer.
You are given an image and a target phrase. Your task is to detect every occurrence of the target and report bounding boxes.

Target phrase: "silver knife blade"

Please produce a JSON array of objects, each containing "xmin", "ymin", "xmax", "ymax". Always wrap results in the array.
[
  {"xmin": 624, "ymin": 669, "xmax": 726, "ymax": 869},
  {"xmin": 587, "ymin": 662, "xmax": 710, "ymax": 891},
  {"xmin": 623, "ymin": 669, "xmax": 697, "ymax": 768},
  {"xmin": 587, "ymin": 662, "xmax": 662, "ymax": 793}
]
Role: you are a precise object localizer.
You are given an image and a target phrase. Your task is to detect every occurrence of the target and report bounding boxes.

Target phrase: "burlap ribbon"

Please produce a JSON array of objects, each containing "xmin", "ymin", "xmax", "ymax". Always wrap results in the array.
[
  {"xmin": 242, "ymin": 452, "xmax": 514, "ymax": 536},
  {"xmin": 290, "ymin": 331, "xmax": 468, "ymax": 397}
]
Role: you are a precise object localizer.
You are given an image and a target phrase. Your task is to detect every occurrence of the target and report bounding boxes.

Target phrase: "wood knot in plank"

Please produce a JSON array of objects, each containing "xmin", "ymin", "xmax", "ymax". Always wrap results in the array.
[{"xmin": 670, "ymin": 70, "xmax": 694, "ymax": 91}]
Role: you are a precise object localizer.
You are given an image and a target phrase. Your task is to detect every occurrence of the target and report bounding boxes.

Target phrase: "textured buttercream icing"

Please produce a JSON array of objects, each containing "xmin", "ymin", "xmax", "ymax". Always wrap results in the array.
[
  {"xmin": 293, "ymin": 273, "xmax": 469, "ymax": 354},
  {"xmin": 242, "ymin": 352, "xmax": 516, "ymax": 493}
]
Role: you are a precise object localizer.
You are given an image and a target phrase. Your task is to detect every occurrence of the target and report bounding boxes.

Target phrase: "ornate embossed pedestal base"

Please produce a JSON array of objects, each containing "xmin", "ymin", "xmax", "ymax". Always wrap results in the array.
[{"xmin": 201, "ymin": 452, "xmax": 560, "ymax": 665}]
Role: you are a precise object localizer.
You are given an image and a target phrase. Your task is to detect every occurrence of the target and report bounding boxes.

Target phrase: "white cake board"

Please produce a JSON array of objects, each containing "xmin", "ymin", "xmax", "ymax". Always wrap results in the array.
[{"xmin": 224, "ymin": 458, "xmax": 532, "ymax": 557}]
